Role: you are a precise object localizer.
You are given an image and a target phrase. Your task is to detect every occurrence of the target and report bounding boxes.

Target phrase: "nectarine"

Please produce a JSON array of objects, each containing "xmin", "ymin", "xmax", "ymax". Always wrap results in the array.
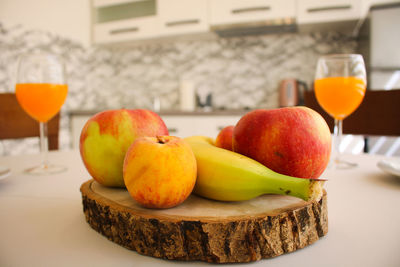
[{"xmin": 123, "ymin": 136, "xmax": 197, "ymax": 209}]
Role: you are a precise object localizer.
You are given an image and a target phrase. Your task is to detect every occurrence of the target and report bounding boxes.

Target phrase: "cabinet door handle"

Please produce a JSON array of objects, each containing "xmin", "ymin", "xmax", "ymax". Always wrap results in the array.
[
  {"xmin": 307, "ymin": 5, "xmax": 351, "ymax": 13},
  {"xmin": 231, "ymin": 6, "xmax": 270, "ymax": 14},
  {"xmin": 165, "ymin": 19, "xmax": 200, "ymax": 27},
  {"xmin": 109, "ymin": 27, "xmax": 139, "ymax": 35}
]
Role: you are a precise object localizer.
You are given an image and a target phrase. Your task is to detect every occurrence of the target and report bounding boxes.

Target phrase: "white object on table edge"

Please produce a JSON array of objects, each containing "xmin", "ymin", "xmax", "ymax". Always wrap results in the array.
[{"xmin": 377, "ymin": 159, "xmax": 400, "ymax": 177}]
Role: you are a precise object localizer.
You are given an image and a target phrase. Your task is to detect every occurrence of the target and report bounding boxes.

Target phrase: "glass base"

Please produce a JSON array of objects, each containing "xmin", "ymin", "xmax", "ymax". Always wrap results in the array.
[{"xmin": 24, "ymin": 162, "xmax": 67, "ymax": 175}]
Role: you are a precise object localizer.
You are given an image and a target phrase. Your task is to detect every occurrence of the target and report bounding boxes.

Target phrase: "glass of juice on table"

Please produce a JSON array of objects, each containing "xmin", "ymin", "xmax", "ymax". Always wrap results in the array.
[
  {"xmin": 314, "ymin": 54, "xmax": 366, "ymax": 169},
  {"xmin": 15, "ymin": 52, "xmax": 68, "ymax": 174}
]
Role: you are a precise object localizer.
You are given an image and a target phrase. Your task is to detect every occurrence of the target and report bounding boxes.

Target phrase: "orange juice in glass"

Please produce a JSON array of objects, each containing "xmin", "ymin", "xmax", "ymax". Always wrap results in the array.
[
  {"xmin": 314, "ymin": 54, "xmax": 366, "ymax": 169},
  {"xmin": 15, "ymin": 53, "xmax": 68, "ymax": 174},
  {"xmin": 315, "ymin": 77, "xmax": 366, "ymax": 120},
  {"xmin": 15, "ymin": 83, "xmax": 68, "ymax": 123}
]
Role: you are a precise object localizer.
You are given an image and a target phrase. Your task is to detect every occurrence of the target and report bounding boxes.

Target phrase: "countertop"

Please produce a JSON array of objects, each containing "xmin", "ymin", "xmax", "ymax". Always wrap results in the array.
[
  {"xmin": 1, "ymin": 151, "xmax": 400, "ymax": 266},
  {"xmin": 68, "ymin": 109, "xmax": 250, "ymax": 117}
]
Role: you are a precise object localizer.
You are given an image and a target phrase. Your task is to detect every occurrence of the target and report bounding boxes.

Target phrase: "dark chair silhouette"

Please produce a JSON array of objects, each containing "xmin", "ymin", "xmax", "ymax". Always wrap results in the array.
[
  {"xmin": 0, "ymin": 93, "xmax": 60, "ymax": 150},
  {"xmin": 304, "ymin": 89, "xmax": 400, "ymax": 152}
]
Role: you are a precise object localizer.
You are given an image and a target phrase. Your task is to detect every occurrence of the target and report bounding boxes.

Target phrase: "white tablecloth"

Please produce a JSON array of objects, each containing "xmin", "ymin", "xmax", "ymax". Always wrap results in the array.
[{"xmin": 1, "ymin": 150, "xmax": 400, "ymax": 267}]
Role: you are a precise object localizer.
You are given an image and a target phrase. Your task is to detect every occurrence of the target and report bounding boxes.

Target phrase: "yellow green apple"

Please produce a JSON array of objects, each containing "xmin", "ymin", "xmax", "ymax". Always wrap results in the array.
[
  {"xmin": 123, "ymin": 136, "xmax": 197, "ymax": 209},
  {"xmin": 79, "ymin": 109, "xmax": 168, "ymax": 187},
  {"xmin": 215, "ymin": 125, "xmax": 234, "ymax": 151},
  {"xmin": 233, "ymin": 107, "xmax": 331, "ymax": 179}
]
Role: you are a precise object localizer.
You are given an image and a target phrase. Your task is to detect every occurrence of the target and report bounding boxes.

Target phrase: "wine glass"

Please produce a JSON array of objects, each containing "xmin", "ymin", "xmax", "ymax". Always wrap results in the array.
[
  {"xmin": 314, "ymin": 54, "xmax": 367, "ymax": 169},
  {"xmin": 15, "ymin": 52, "xmax": 68, "ymax": 175}
]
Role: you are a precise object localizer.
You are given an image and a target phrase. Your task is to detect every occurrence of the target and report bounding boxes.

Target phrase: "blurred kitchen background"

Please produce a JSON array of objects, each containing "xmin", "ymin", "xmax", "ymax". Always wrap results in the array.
[{"xmin": 0, "ymin": 0, "xmax": 399, "ymax": 156}]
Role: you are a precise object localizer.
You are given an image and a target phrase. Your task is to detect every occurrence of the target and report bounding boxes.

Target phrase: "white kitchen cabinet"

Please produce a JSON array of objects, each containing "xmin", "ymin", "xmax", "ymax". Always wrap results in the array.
[
  {"xmin": 362, "ymin": 0, "xmax": 400, "ymax": 15},
  {"xmin": 364, "ymin": 0, "xmax": 400, "ymax": 7},
  {"xmin": 92, "ymin": 0, "xmax": 158, "ymax": 44},
  {"xmin": 70, "ymin": 115, "xmax": 88, "ymax": 149},
  {"xmin": 162, "ymin": 115, "xmax": 241, "ymax": 138},
  {"xmin": 158, "ymin": 0, "xmax": 209, "ymax": 37},
  {"xmin": 90, "ymin": 0, "xmax": 380, "ymax": 44},
  {"xmin": 297, "ymin": 0, "xmax": 363, "ymax": 24},
  {"xmin": 69, "ymin": 113, "xmax": 242, "ymax": 149},
  {"xmin": 93, "ymin": 17, "xmax": 159, "ymax": 44},
  {"xmin": 209, "ymin": 0, "xmax": 296, "ymax": 26}
]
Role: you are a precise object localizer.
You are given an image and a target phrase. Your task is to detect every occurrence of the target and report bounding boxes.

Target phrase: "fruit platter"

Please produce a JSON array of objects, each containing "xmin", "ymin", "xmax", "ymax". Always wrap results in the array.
[{"xmin": 79, "ymin": 107, "xmax": 331, "ymax": 263}]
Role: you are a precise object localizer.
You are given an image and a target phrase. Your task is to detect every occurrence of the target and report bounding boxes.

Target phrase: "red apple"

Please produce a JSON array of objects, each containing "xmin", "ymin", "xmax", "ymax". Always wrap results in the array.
[
  {"xmin": 80, "ymin": 109, "xmax": 168, "ymax": 187},
  {"xmin": 215, "ymin": 125, "xmax": 234, "ymax": 151},
  {"xmin": 233, "ymin": 107, "xmax": 331, "ymax": 179},
  {"xmin": 123, "ymin": 136, "xmax": 197, "ymax": 209}
]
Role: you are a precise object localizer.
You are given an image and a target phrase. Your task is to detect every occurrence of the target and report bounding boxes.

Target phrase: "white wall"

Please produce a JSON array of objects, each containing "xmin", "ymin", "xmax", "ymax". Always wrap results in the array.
[{"xmin": 0, "ymin": 0, "xmax": 91, "ymax": 46}]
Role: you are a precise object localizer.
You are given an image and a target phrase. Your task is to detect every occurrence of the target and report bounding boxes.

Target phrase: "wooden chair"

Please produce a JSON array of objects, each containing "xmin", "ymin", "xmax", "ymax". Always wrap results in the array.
[
  {"xmin": 304, "ymin": 89, "xmax": 400, "ymax": 152},
  {"xmin": 0, "ymin": 93, "xmax": 60, "ymax": 150}
]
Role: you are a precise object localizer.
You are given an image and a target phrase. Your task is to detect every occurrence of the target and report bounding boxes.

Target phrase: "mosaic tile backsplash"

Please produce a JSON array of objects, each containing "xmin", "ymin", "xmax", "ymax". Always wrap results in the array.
[{"xmin": 0, "ymin": 23, "xmax": 357, "ymax": 155}]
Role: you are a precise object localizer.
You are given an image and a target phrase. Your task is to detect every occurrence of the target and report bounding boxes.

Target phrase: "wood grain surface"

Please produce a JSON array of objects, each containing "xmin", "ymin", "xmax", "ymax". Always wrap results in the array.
[{"xmin": 80, "ymin": 180, "xmax": 328, "ymax": 263}]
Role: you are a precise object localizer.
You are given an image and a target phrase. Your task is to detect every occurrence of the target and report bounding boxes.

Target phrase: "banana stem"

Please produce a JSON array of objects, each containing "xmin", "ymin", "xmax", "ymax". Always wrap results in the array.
[{"xmin": 259, "ymin": 169, "xmax": 323, "ymax": 201}]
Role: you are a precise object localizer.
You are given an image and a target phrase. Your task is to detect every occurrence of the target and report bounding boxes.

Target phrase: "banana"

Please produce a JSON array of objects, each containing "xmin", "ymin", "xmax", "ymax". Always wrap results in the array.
[{"xmin": 184, "ymin": 136, "xmax": 323, "ymax": 202}]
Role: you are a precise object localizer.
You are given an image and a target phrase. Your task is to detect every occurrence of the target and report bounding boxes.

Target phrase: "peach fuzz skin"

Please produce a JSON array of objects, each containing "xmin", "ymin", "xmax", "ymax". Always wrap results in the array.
[
  {"xmin": 123, "ymin": 136, "xmax": 197, "ymax": 209},
  {"xmin": 215, "ymin": 125, "xmax": 234, "ymax": 151},
  {"xmin": 233, "ymin": 107, "xmax": 331, "ymax": 179},
  {"xmin": 79, "ymin": 109, "xmax": 168, "ymax": 188}
]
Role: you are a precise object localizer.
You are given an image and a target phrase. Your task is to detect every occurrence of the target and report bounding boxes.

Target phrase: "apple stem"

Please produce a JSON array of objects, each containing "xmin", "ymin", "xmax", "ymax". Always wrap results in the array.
[{"xmin": 157, "ymin": 136, "xmax": 168, "ymax": 144}]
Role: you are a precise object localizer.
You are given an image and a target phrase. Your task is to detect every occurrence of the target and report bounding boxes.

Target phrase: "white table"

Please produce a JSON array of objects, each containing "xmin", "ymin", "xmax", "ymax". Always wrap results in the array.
[{"xmin": 1, "ymin": 151, "xmax": 400, "ymax": 267}]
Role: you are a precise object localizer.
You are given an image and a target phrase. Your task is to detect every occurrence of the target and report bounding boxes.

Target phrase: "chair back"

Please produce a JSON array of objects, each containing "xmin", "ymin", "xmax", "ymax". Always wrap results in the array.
[
  {"xmin": 304, "ymin": 89, "xmax": 400, "ymax": 136},
  {"xmin": 0, "ymin": 93, "xmax": 60, "ymax": 150}
]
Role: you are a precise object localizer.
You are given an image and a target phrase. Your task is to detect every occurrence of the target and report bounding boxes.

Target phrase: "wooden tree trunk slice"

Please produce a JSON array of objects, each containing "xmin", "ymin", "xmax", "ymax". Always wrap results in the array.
[{"xmin": 80, "ymin": 179, "xmax": 328, "ymax": 263}]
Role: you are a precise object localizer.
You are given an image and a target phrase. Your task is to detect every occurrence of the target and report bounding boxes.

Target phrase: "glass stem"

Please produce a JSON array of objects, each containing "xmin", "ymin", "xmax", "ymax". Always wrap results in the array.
[
  {"xmin": 39, "ymin": 122, "xmax": 49, "ymax": 168},
  {"xmin": 333, "ymin": 119, "xmax": 343, "ymax": 162}
]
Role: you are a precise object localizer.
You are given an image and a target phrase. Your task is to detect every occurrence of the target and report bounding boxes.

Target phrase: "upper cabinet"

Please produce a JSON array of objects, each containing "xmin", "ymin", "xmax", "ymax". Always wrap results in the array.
[
  {"xmin": 158, "ymin": 0, "xmax": 209, "ymax": 37},
  {"xmin": 297, "ymin": 0, "xmax": 362, "ymax": 24},
  {"xmin": 91, "ymin": 0, "xmax": 389, "ymax": 45},
  {"xmin": 92, "ymin": 0, "xmax": 158, "ymax": 44},
  {"xmin": 296, "ymin": 0, "xmax": 364, "ymax": 34},
  {"xmin": 92, "ymin": 0, "xmax": 208, "ymax": 44},
  {"xmin": 209, "ymin": 0, "xmax": 296, "ymax": 26},
  {"xmin": 208, "ymin": 0, "xmax": 296, "ymax": 36}
]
